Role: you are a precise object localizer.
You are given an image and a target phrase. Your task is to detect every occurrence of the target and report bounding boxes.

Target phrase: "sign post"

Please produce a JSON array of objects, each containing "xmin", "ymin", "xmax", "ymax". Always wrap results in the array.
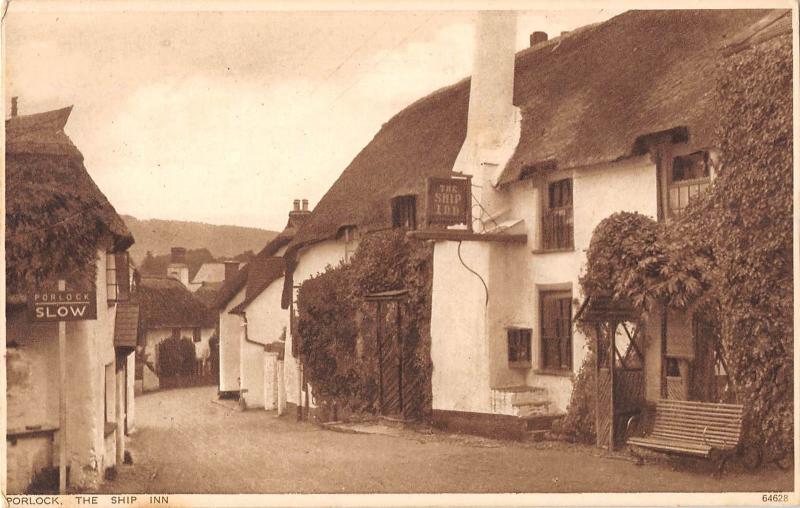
[
  {"xmin": 58, "ymin": 279, "xmax": 67, "ymax": 495},
  {"xmin": 425, "ymin": 175, "xmax": 472, "ymax": 230},
  {"xmin": 27, "ymin": 283, "xmax": 98, "ymax": 494}
]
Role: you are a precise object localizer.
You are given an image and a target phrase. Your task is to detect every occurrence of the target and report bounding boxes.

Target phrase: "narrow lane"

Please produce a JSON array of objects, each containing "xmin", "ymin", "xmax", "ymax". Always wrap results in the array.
[{"xmin": 97, "ymin": 386, "xmax": 793, "ymax": 494}]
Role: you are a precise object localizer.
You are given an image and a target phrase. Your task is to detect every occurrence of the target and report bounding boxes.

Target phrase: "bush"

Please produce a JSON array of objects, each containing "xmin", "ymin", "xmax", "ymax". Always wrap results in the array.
[
  {"xmin": 557, "ymin": 352, "xmax": 595, "ymax": 443},
  {"xmin": 297, "ymin": 230, "xmax": 433, "ymax": 418},
  {"xmin": 568, "ymin": 35, "xmax": 793, "ymax": 453},
  {"xmin": 156, "ymin": 336, "xmax": 196, "ymax": 377}
]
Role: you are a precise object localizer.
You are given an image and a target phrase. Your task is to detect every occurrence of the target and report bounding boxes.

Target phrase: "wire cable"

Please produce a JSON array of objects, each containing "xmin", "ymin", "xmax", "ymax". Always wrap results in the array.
[{"xmin": 457, "ymin": 240, "xmax": 489, "ymax": 307}]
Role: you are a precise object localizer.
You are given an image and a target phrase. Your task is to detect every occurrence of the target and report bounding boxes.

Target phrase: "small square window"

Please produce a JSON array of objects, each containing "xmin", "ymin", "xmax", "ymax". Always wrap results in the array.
[{"xmin": 508, "ymin": 328, "xmax": 532, "ymax": 368}]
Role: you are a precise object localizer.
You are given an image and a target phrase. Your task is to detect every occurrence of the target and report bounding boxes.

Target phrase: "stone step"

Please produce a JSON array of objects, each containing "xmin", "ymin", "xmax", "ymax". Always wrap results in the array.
[
  {"xmin": 525, "ymin": 429, "xmax": 549, "ymax": 442},
  {"xmin": 522, "ymin": 413, "xmax": 565, "ymax": 432}
]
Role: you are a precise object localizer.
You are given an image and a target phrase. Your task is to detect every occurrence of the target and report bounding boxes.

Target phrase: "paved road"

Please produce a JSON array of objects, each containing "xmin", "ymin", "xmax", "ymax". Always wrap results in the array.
[{"xmin": 97, "ymin": 386, "xmax": 793, "ymax": 494}]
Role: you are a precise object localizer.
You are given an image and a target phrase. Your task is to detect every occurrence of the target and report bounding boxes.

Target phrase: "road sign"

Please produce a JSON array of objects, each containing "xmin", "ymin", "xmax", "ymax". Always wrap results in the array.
[{"xmin": 28, "ymin": 290, "xmax": 97, "ymax": 322}]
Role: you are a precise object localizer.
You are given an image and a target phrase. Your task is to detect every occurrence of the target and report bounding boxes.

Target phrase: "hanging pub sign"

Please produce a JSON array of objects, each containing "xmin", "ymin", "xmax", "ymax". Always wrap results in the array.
[
  {"xmin": 28, "ymin": 290, "xmax": 98, "ymax": 322},
  {"xmin": 425, "ymin": 175, "xmax": 472, "ymax": 227}
]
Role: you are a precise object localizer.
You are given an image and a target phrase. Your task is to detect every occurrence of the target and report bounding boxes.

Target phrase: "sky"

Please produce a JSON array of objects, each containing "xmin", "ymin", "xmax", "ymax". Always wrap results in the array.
[{"xmin": 4, "ymin": 3, "xmax": 623, "ymax": 231}]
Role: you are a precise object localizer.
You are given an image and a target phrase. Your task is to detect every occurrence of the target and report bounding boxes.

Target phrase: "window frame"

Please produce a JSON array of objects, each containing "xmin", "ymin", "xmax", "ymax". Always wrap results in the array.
[
  {"xmin": 539, "ymin": 290, "xmax": 573, "ymax": 371},
  {"xmin": 391, "ymin": 195, "xmax": 418, "ymax": 231},
  {"xmin": 541, "ymin": 178, "xmax": 574, "ymax": 251},
  {"xmin": 667, "ymin": 151, "xmax": 712, "ymax": 218},
  {"xmin": 106, "ymin": 251, "xmax": 131, "ymax": 303},
  {"xmin": 507, "ymin": 327, "xmax": 533, "ymax": 369}
]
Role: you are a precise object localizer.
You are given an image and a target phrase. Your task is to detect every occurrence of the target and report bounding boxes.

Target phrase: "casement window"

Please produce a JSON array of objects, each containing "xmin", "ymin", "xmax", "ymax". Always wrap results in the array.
[
  {"xmin": 391, "ymin": 195, "xmax": 417, "ymax": 230},
  {"xmin": 192, "ymin": 327, "xmax": 201, "ymax": 343},
  {"xmin": 106, "ymin": 251, "xmax": 131, "ymax": 302},
  {"xmin": 668, "ymin": 151, "xmax": 711, "ymax": 217},
  {"xmin": 542, "ymin": 178, "xmax": 574, "ymax": 250},
  {"xmin": 172, "ymin": 328, "xmax": 181, "ymax": 340},
  {"xmin": 507, "ymin": 328, "xmax": 532, "ymax": 368},
  {"xmin": 342, "ymin": 226, "xmax": 359, "ymax": 263},
  {"xmin": 540, "ymin": 291, "xmax": 573, "ymax": 370}
]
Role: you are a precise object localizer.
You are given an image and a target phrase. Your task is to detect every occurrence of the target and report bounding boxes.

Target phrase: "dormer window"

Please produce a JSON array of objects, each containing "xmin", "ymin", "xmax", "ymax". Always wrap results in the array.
[
  {"xmin": 107, "ymin": 251, "xmax": 130, "ymax": 302},
  {"xmin": 668, "ymin": 151, "xmax": 711, "ymax": 217},
  {"xmin": 391, "ymin": 195, "xmax": 417, "ymax": 230}
]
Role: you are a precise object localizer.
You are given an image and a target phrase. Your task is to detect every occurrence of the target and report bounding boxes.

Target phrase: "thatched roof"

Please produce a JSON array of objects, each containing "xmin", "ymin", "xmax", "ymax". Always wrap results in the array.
[
  {"xmin": 213, "ymin": 210, "xmax": 307, "ymax": 310},
  {"xmin": 5, "ymin": 107, "xmax": 134, "ymax": 303},
  {"xmin": 137, "ymin": 277, "xmax": 216, "ymax": 329},
  {"xmin": 193, "ymin": 281, "xmax": 224, "ymax": 308},
  {"xmin": 285, "ymin": 9, "xmax": 778, "ymax": 256}
]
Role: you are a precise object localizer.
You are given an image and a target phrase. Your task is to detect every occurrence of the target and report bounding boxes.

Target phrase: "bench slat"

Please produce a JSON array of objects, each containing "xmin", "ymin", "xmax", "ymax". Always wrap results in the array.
[
  {"xmin": 657, "ymin": 399, "xmax": 743, "ymax": 410},
  {"xmin": 650, "ymin": 430, "xmax": 736, "ymax": 447},
  {"xmin": 628, "ymin": 438, "xmax": 712, "ymax": 457},
  {"xmin": 627, "ymin": 400, "xmax": 744, "ymax": 461},
  {"xmin": 653, "ymin": 420, "xmax": 741, "ymax": 436},
  {"xmin": 655, "ymin": 411, "xmax": 743, "ymax": 424}
]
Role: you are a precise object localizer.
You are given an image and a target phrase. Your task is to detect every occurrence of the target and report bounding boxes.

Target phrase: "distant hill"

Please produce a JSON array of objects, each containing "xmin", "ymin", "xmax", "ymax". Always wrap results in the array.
[{"xmin": 122, "ymin": 215, "xmax": 278, "ymax": 266}]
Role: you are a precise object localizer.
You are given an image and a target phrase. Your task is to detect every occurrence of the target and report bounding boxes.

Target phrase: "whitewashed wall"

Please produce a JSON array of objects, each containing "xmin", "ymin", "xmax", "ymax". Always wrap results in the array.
[
  {"xmin": 430, "ymin": 156, "xmax": 659, "ymax": 414},
  {"xmin": 219, "ymin": 288, "xmax": 245, "ymax": 393}
]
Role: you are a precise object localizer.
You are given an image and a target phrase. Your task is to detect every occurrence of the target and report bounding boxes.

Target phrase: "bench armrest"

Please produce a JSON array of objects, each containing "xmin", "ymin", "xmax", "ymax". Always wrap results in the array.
[
  {"xmin": 702, "ymin": 426, "xmax": 730, "ymax": 449},
  {"xmin": 626, "ymin": 415, "xmax": 642, "ymax": 438}
]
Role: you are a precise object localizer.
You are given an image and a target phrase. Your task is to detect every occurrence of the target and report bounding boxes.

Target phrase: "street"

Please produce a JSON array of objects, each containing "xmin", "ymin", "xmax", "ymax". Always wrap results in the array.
[{"xmin": 96, "ymin": 386, "xmax": 793, "ymax": 494}]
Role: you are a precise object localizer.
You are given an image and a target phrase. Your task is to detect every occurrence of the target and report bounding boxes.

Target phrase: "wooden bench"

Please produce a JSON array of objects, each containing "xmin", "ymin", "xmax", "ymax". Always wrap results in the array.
[{"xmin": 626, "ymin": 399, "xmax": 744, "ymax": 475}]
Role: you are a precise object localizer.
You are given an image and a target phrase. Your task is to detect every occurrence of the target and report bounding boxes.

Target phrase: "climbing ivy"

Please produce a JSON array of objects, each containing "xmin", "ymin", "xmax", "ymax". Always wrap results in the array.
[
  {"xmin": 297, "ymin": 230, "xmax": 433, "ymax": 419},
  {"xmin": 565, "ymin": 35, "xmax": 793, "ymax": 453}
]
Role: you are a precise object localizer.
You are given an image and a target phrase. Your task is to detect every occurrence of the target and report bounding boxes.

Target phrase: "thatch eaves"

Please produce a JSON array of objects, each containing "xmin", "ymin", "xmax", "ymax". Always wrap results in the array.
[{"xmin": 5, "ymin": 106, "xmax": 134, "ymax": 303}]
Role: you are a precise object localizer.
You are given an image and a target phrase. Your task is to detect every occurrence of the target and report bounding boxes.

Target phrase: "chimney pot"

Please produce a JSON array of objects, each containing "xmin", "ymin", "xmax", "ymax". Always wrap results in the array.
[
  {"xmin": 170, "ymin": 247, "xmax": 187, "ymax": 264},
  {"xmin": 301, "ymin": 199, "xmax": 308, "ymax": 211},
  {"xmin": 530, "ymin": 31, "xmax": 548, "ymax": 46},
  {"xmin": 293, "ymin": 199, "xmax": 301, "ymax": 211},
  {"xmin": 223, "ymin": 260, "xmax": 239, "ymax": 282},
  {"xmin": 11, "ymin": 97, "xmax": 18, "ymax": 117}
]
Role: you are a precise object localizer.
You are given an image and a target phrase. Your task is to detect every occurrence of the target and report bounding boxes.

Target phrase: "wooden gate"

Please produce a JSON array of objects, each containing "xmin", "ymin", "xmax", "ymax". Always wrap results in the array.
[
  {"xmin": 579, "ymin": 295, "xmax": 644, "ymax": 450},
  {"xmin": 377, "ymin": 300, "xmax": 403, "ymax": 416},
  {"xmin": 367, "ymin": 289, "xmax": 426, "ymax": 420}
]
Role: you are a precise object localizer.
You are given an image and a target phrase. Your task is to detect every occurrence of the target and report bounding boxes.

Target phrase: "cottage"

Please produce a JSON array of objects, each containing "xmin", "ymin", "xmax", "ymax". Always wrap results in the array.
[
  {"xmin": 414, "ymin": 10, "xmax": 790, "ymax": 438},
  {"xmin": 279, "ymin": 9, "xmax": 790, "ymax": 436},
  {"xmin": 6, "ymin": 105, "xmax": 136, "ymax": 492},
  {"xmin": 136, "ymin": 275, "xmax": 217, "ymax": 390},
  {"xmin": 188, "ymin": 259, "xmax": 242, "ymax": 293},
  {"xmin": 214, "ymin": 200, "xmax": 309, "ymax": 410}
]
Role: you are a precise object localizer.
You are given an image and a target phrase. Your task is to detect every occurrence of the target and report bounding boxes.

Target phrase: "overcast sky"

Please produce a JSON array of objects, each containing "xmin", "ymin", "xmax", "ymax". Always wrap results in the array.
[{"xmin": 5, "ymin": 4, "xmax": 623, "ymax": 231}]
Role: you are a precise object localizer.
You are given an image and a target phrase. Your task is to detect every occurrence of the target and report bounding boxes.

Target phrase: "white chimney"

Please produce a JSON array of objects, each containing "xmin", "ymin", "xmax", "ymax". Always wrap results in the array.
[
  {"xmin": 452, "ymin": 11, "xmax": 520, "ymax": 221},
  {"xmin": 467, "ymin": 11, "xmax": 517, "ymax": 150}
]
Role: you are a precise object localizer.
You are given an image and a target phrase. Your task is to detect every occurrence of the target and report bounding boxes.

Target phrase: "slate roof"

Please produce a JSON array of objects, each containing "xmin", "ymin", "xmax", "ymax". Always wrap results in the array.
[
  {"xmin": 284, "ymin": 9, "xmax": 781, "ymax": 257},
  {"xmin": 213, "ymin": 210, "xmax": 307, "ymax": 310},
  {"xmin": 113, "ymin": 302, "xmax": 140, "ymax": 349},
  {"xmin": 5, "ymin": 106, "xmax": 135, "ymax": 304},
  {"xmin": 137, "ymin": 277, "xmax": 216, "ymax": 329},
  {"xmin": 229, "ymin": 256, "xmax": 285, "ymax": 314}
]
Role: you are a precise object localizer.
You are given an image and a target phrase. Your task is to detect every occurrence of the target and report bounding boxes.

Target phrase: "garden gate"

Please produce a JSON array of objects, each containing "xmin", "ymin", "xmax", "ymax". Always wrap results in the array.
[{"xmin": 576, "ymin": 295, "xmax": 645, "ymax": 450}]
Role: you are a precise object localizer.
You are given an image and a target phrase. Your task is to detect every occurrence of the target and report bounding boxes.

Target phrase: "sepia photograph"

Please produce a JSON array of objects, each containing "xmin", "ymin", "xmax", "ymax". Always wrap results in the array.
[{"xmin": 2, "ymin": 0, "xmax": 797, "ymax": 505}]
